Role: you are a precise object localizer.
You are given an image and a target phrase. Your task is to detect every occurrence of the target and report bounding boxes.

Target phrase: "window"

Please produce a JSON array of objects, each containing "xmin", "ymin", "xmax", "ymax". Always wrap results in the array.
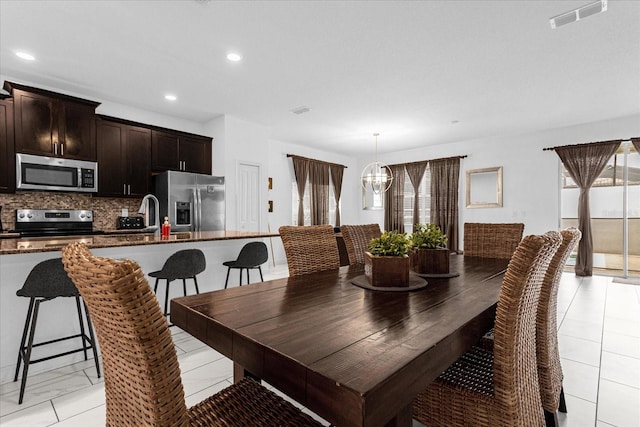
[
  {"xmin": 291, "ymin": 175, "xmax": 338, "ymax": 226},
  {"xmin": 403, "ymin": 166, "xmax": 431, "ymax": 233}
]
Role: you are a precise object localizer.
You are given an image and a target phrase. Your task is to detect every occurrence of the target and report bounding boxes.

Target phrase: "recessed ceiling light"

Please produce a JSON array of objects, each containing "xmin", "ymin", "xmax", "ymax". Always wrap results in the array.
[
  {"xmin": 165, "ymin": 94, "xmax": 177, "ymax": 101},
  {"xmin": 16, "ymin": 51, "xmax": 35, "ymax": 61},
  {"xmin": 227, "ymin": 52, "xmax": 242, "ymax": 62}
]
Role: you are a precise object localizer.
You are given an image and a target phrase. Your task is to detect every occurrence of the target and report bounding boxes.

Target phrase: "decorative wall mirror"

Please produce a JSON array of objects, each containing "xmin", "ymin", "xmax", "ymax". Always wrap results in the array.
[
  {"xmin": 466, "ymin": 166, "xmax": 503, "ymax": 208},
  {"xmin": 362, "ymin": 185, "xmax": 384, "ymax": 210}
]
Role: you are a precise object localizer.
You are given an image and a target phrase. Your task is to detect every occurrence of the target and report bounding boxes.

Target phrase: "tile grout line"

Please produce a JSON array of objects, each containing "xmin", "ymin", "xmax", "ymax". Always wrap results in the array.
[{"xmin": 592, "ymin": 277, "xmax": 610, "ymax": 426}]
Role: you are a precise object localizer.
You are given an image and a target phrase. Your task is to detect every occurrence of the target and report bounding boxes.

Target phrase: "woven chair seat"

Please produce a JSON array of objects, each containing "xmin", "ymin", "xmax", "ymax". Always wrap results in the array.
[
  {"xmin": 437, "ymin": 346, "xmax": 494, "ymax": 397},
  {"xmin": 188, "ymin": 377, "xmax": 320, "ymax": 426}
]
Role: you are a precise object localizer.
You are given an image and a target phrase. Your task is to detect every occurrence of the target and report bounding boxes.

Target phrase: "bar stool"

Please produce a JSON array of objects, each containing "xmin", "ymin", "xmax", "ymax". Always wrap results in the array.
[
  {"xmin": 222, "ymin": 241, "xmax": 269, "ymax": 288},
  {"xmin": 14, "ymin": 258, "xmax": 100, "ymax": 404},
  {"xmin": 148, "ymin": 249, "xmax": 206, "ymax": 316}
]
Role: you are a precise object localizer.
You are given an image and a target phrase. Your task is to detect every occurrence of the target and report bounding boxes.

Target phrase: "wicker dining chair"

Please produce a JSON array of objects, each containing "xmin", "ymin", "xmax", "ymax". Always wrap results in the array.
[
  {"xmin": 537, "ymin": 228, "xmax": 581, "ymax": 426},
  {"xmin": 279, "ymin": 225, "xmax": 341, "ymax": 276},
  {"xmin": 463, "ymin": 222, "xmax": 525, "ymax": 259},
  {"xmin": 340, "ymin": 224, "xmax": 382, "ymax": 265},
  {"xmin": 478, "ymin": 228, "xmax": 581, "ymax": 426},
  {"xmin": 412, "ymin": 231, "xmax": 561, "ymax": 427},
  {"xmin": 61, "ymin": 242, "xmax": 323, "ymax": 427}
]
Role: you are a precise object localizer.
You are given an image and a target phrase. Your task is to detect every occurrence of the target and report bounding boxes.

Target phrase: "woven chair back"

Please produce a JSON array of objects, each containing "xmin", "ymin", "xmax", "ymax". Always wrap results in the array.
[
  {"xmin": 492, "ymin": 231, "xmax": 561, "ymax": 424},
  {"xmin": 340, "ymin": 224, "xmax": 382, "ymax": 265},
  {"xmin": 537, "ymin": 228, "xmax": 581, "ymax": 412},
  {"xmin": 61, "ymin": 242, "xmax": 189, "ymax": 426},
  {"xmin": 463, "ymin": 222, "xmax": 525, "ymax": 259},
  {"xmin": 279, "ymin": 225, "xmax": 340, "ymax": 276}
]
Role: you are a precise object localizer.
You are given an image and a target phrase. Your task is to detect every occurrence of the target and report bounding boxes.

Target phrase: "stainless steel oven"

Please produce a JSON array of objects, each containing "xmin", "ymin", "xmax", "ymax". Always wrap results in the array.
[{"xmin": 16, "ymin": 153, "xmax": 98, "ymax": 192}]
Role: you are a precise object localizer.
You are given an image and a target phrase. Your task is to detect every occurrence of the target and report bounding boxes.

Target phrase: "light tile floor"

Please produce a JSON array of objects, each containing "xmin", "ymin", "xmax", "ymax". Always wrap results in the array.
[{"xmin": 1, "ymin": 270, "xmax": 638, "ymax": 426}]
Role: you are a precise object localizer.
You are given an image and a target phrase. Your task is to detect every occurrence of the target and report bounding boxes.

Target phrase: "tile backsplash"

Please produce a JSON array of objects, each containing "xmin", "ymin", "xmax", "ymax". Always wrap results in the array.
[{"xmin": 0, "ymin": 192, "xmax": 144, "ymax": 232}]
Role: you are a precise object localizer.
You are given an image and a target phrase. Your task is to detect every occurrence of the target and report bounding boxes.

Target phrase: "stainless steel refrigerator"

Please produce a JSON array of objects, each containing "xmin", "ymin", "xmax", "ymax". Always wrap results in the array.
[{"xmin": 154, "ymin": 171, "xmax": 225, "ymax": 232}]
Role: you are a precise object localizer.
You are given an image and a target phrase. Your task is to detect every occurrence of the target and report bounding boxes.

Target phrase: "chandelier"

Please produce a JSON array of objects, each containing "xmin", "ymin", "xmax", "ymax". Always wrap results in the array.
[{"xmin": 360, "ymin": 133, "xmax": 393, "ymax": 194}]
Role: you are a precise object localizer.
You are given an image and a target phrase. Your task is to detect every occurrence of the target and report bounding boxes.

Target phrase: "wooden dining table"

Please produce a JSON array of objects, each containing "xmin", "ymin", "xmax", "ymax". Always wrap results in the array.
[{"xmin": 170, "ymin": 255, "xmax": 509, "ymax": 427}]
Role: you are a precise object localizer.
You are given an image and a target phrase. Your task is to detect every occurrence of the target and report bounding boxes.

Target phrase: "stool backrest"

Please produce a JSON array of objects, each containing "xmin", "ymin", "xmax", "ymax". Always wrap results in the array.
[
  {"xmin": 158, "ymin": 249, "xmax": 206, "ymax": 280},
  {"xmin": 279, "ymin": 225, "xmax": 340, "ymax": 276},
  {"xmin": 17, "ymin": 258, "xmax": 79, "ymax": 298},
  {"xmin": 62, "ymin": 242, "xmax": 188, "ymax": 426},
  {"xmin": 235, "ymin": 241, "xmax": 269, "ymax": 267}
]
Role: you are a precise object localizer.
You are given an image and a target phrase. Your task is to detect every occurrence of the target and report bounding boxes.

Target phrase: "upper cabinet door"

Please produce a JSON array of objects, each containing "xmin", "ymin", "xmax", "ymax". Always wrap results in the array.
[
  {"xmin": 13, "ymin": 90, "xmax": 55, "ymax": 156},
  {"xmin": 0, "ymin": 98, "xmax": 15, "ymax": 193},
  {"xmin": 151, "ymin": 130, "xmax": 180, "ymax": 171},
  {"xmin": 180, "ymin": 135, "xmax": 212, "ymax": 175},
  {"xmin": 151, "ymin": 130, "xmax": 212, "ymax": 175},
  {"xmin": 5, "ymin": 81, "xmax": 99, "ymax": 161},
  {"xmin": 58, "ymin": 100, "xmax": 96, "ymax": 160}
]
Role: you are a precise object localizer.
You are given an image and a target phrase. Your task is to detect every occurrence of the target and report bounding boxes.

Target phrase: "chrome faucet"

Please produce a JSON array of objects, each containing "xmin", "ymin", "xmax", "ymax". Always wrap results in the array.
[{"xmin": 138, "ymin": 194, "xmax": 160, "ymax": 235}]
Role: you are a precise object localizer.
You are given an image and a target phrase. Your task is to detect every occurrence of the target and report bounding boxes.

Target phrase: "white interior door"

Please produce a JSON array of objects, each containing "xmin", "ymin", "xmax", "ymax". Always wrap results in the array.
[{"xmin": 237, "ymin": 162, "xmax": 261, "ymax": 231}]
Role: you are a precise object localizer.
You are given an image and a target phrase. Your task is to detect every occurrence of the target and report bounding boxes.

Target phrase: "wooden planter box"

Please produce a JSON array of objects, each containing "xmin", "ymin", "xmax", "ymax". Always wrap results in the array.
[
  {"xmin": 364, "ymin": 252, "xmax": 410, "ymax": 287},
  {"xmin": 411, "ymin": 248, "xmax": 450, "ymax": 274}
]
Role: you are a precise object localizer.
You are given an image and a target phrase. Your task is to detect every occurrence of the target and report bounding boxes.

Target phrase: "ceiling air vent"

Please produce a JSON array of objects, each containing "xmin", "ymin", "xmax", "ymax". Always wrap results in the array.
[
  {"xmin": 550, "ymin": 0, "xmax": 607, "ymax": 29},
  {"xmin": 290, "ymin": 106, "xmax": 311, "ymax": 115}
]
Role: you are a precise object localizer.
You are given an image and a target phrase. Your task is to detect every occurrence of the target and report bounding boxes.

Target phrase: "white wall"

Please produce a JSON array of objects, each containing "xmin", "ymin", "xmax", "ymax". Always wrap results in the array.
[{"xmin": 357, "ymin": 115, "xmax": 640, "ymax": 246}]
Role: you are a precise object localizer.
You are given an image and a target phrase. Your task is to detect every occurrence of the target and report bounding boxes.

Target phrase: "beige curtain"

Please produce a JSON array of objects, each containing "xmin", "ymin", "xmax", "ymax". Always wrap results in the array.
[
  {"xmin": 555, "ymin": 140, "xmax": 621, "ymax": 276},
  {"xmin": 291, "ymin": 156, "xmax": 309, "ymax": 225},
  {"xmin": 309, "ymin": 161, "xmax": 330, "ymax": 225},
  {"xmin": 384, "ymin": 164, "xmax": 406, "ymax": 233},
  {"xmin": 429, "ymin": 157, "xmax": 460, "ymax": 253},
  {"xmin": 405, "ymin": 161, "xmax": 428, "ymax": 227},
  {"xmin": 330, "ymin": 165, "xmax": 345, "ymax": 226}
]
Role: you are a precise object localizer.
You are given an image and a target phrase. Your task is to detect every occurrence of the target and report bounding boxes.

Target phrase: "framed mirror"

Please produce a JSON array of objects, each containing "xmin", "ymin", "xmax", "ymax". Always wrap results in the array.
[
  {"xmin": 362, "ymin": 185, "xmax": 384, "ymax": 210},
  {"xmin": 466, "ymin": 166, "xmax": 503, "ymax": 208}
]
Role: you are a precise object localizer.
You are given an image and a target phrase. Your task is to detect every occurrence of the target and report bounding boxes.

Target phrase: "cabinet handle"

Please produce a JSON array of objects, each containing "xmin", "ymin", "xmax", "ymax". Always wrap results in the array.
[
  {"xmin": 123, "ymin": 184, "xmax": 127, "ymax": 195},
  {"xmin": 61, "ymin": 143, "xmax": 64, "ymax": 156},
  {"xmin": 54, "ymin": 143, "xmax": 57, "ymax": 155},
  {"xmin": 128, "ymin": 184, "xmax": 131, "ymax": 195}
]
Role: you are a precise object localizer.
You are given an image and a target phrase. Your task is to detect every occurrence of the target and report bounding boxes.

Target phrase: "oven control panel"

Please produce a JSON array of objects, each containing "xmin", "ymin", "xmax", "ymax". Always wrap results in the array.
[{"xmin": 16, "ymin": 209, "xmax": 93, "ymax": 223}]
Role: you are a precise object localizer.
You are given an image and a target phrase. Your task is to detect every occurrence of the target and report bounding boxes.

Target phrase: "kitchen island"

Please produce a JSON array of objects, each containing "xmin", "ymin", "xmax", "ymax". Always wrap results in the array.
[{"xmin": 0, "ymin": 230, "xmax": 280, "ymax": 385}]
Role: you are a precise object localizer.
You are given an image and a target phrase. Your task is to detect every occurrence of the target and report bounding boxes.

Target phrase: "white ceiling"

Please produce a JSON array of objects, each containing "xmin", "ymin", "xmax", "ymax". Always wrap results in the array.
[{"xmin": 1, "ymin": 0, "xmax": 638, "ymax": 156}]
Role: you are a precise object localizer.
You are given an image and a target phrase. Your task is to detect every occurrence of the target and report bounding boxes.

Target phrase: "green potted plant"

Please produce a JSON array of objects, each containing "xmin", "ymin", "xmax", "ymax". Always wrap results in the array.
[
  {"xmin": 365, "ymin": 231, "xmax": 412, "ymax": 287},
  {"xmin": 410, "ymin": 223, "xmax": 450, "ymax": 274}
]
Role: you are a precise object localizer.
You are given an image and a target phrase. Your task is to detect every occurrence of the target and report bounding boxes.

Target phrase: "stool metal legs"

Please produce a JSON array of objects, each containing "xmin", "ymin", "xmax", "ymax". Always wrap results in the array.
[
  {"xmin": 224, "ymin": 266, "xmax": 264, "ymax": 289},
  {"xmin": 154, "ymin": 277, "xmax": 200, "ymax": 317},
  {"xmin": 14, "ymin": 296, "xmax": 100, "ymax": 404}
]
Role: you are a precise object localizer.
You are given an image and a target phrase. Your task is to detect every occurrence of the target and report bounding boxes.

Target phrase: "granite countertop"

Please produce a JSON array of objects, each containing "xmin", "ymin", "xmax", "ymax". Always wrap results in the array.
[{"xmin": 0, "ymin": 231, "xmax": 280, "ymax": 255}]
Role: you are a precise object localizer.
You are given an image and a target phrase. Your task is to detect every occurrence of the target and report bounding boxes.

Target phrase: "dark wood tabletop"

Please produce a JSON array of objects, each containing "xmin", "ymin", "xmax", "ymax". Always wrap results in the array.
[{"xmin": 170, "ymin": 255, "xmax": 509, "ymax": 427}]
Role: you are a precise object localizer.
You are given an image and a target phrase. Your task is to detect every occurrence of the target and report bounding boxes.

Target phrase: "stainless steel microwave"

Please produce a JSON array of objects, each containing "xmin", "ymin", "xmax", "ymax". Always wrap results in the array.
[{"xmin": 16, "ymin": 153, "xmax": 98, "ymax": 192}]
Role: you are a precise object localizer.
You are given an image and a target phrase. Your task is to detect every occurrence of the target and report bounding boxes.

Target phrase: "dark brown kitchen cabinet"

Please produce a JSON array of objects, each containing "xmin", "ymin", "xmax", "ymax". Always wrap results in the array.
[
  {"xmin": 96, "ymin": 117, "xmax": 151, "ymax": 197},
  {"xmin": 151, "ymin": 130, "xmax": 211, "ymax": 175},
  {"xmin": 0, "ymin": 97, "xmax": 15, "ymax": 193},
  {"xmin": 4, "ymin": 81, "xmax": 100, "ymax": 161}
]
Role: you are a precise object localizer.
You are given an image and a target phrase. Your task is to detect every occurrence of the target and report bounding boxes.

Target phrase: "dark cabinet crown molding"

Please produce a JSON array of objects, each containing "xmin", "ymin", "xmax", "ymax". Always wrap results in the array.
[
  {"xmin": 96, "ymin": 114, "xmax": 212, "ymax": 141},
  {"xmin": 3, "ymin": 81, "xmax": 101, "ymax": 108}
]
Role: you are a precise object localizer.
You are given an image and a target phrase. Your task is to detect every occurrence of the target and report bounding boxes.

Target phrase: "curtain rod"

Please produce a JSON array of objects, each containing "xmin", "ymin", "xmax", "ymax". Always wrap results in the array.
[
  {"xmin": 286, "ymin": 154, "xmax": 347, "ymax": 168},
  {"xmin": 542, "ymin": 138, "xmax": 635, "ymax": 151},
  {"xmin": 389, "ymin": 155, "xmax": 467, "ymax": 168}
]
